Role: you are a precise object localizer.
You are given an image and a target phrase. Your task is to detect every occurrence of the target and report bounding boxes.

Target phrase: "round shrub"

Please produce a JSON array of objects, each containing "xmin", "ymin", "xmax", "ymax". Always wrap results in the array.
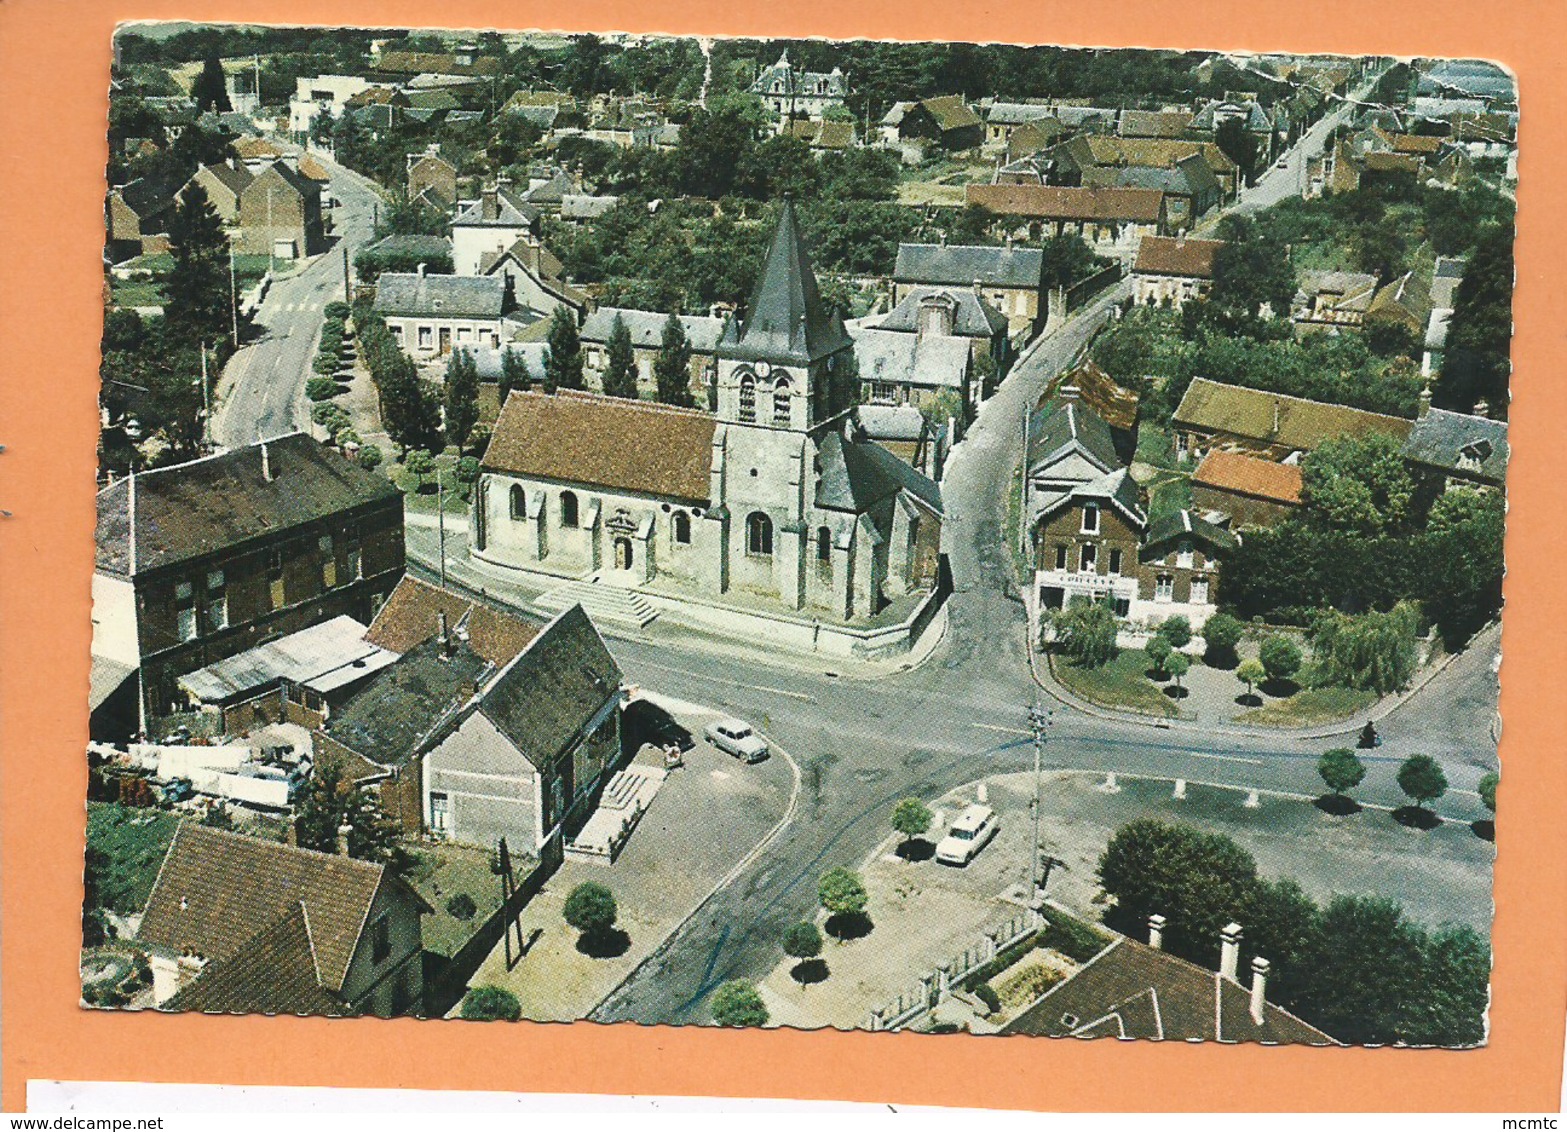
[
  {"xmin": 357, "ymin": 444, "xmax": 383, "ymax": 470},
  {"xmin": 446, "ymin": 893, "xmax": 477, "ymax": 921},
  {"xmin": 312, "ymin": 353, "xmax": 340, "ymax": 375},
  {"xmin": 974, "ymin": 982, "xmax": 1002, "ymax": 1013},
  {"xmin": 324, "ymin": 300, "xmax": 351, "ymax": 320},
  {"xmin": 460, "ymin": 985, "xmax": 521, "ymax": 1021},
  {"xmin": 305, "ymin": 376, "xmax": 338, "ymax": 401}
]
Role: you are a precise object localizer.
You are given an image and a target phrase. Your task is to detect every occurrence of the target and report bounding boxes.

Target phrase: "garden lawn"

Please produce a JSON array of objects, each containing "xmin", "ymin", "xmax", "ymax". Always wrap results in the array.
[
  {"xmin": 1052, "ymin": 650, "xmax": 1179, "ymax": 718},
  {"xmin": 1234, "ymin": 685, "xmax": 1378, "ymax": 727},
  {"xmin": 408, "ymin": 843, "xmax": 506, "ymax": 958},
  {"xmin": 86, "ymin": 803, "xmax": 183, "ymax": 913}
]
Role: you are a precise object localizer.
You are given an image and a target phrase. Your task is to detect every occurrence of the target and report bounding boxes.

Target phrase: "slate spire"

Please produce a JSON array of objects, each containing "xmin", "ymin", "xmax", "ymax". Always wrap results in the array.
[{"xmin": 724, "ymin": 197, "xmax": 851, "ymax": 365}]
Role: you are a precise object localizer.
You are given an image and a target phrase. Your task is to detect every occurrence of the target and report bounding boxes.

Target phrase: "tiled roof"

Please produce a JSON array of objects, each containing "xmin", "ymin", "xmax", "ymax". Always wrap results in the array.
[
  {"xmin": 116, "ymin": 177, "xmax": 175, "ymax": 219},
  {"xmin": 783, "ymin": 119, "xmax": 856, "ymax": 149},
  {"xmin": 580, "ymin": 307, "xmax": 726, "ymax": 353},
  {"xmin": 474, "ymin": 604, "xmax": 622, "ymax": 771},
  {"xmin": 719, "ymin": 198, "xmax": 852, "ymax": 366},
  {"xmin": 875, "ymin": 286, "xmax": 1008, "ymax": 338},
  {"xmin": 233, "ymin": 137, "xmax": 281, "ymax": 160},
  {"xmin": 1366, "ymin": 271, "xmax": 1433, "ymax": 328},
  {"xmin": 1044, "ymin": 360, "xmax": 1141, "ymax": 432},
  {"xmin": 373, "ymin": 50, "xmax": 500, "ymax": 77},
  {"xmin": 365, "ymin": 575, "xmax": 539, "ymax": 667},
  {"xmin": 850, "ymin": 326, "xmax": 970, "ymax": 392},
  {"xmin": 1402, "ymin": 408, "xmax": 1508, "ymax": 484},
  {"xmin": 1035, "ymin": 467, "xmax": 1146, "ymax": 531},
  {"xmin": 373, "ymin": 272, "xmax": 505, "ymax": 318},
  {"xmin": 816, "ymin": 425, "xmax": 943, "ymax": 516},
  {"xmin": 1144, "ymin": 508, "xmax": 1238, "ymax": 553},
  {"xmin": 1133, "ymin": 235, "xmax": 1224, "ymax": 279},
  {"xmin": 1118, "ymin": 109, "xmax": 1195, "ymax": 138},
  {"xmin": 1173, "ymin": 378, "xmax": 1414, "ymax": 452},
  {"xmin": 1295, "ymin": 270, "xmax": 1378, "ymax": 314},
  {"xmin": 894, "ymin": 243, "xmax": 1044, "ymax": 289},
  {"xmin": 243, "ymin": 160, "xmax": 316, "ymax": 202},
  {"xmin": 1004, "ymin": 936, "xmax": 1336, "ymax": 1044},
  {"xmin": 192, "ymin": 161, "xmax": 253, "ymax": 198},
  {"xmin": 94, "ymin": 434, "xmax": 402, "ymax": 578},
  {"xmin": 920, "ymin": 94, "xmax": 981, "ymax": 132},
  {"xmin": 965, "ymin": 184, "xmax": 1166, "ymax": 224},
  {"xmin": 453, "ymin": 185, "xmax": 540, "ymax": 228},
  {"xmin": 1392, "ymin": 133, "xmax": 1443, "ymax": 155},
  {"xmin": 985, "ymin": 102, "xmax": 1058, "ymax": 126},
  {"xmin": 162, "ymin": 904, "xmax": 350, "ymax": 1017},
  {"xmin": 1193, "ymin": 449, "xmax": 1304, "ymax": 505},
  {"xmin": 324, "ymin": 636, "xmax": 493, "ymax": 767},
  {"xmin": 178, "ymin": 615, "xmax": 395, "ymax": 704},
  {"xmin": 857, "ymin": 403, "xmax": 930, "ymax": 442},
  {"xmin": 1027, "ymin": 399, "xmax": 1122, "ymax": 477},
  {"xmin": 138, "ymin": 825, "xmax": 396, "ymax": 994},
  {"xmin": 482, "ymin": 390, "xmax": 716, "ymax": 503}
]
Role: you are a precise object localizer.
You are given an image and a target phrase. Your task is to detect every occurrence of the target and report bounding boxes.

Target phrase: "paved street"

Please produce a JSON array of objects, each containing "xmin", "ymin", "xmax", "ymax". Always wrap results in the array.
[{"xmin": 211, "ymin": 149, "xmax": 384, "ymax": 448}]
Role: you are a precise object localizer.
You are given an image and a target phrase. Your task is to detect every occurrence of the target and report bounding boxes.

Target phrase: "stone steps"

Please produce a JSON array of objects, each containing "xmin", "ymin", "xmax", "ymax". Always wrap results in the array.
[{"xmin": 533, "ymin": 577, "xmax": 659, "ymax": 629}]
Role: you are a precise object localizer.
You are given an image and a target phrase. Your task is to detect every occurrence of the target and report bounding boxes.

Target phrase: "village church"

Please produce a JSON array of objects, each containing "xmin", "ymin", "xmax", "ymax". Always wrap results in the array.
[{"xmin": 471, "ymin": 200, "xmax": 944, "ymax": 639}]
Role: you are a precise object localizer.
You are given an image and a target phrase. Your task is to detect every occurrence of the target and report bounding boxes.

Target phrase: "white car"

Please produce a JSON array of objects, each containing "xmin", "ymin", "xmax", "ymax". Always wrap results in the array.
[
  {"xmin": 936, "ymin": 804, "xmax": 1000, "ymax": 866},
  {"xmin": 703, "ymin": 718, "xmax": 770, "ymax": 763}
]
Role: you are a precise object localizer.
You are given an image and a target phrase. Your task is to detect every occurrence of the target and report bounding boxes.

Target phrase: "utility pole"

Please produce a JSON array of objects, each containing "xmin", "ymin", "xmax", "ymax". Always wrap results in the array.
[
  {"xmin": 198, "ymin": 341, "xmax": 211, "ymax": 450},
  {"xmin": 1028, "ymin": 703, "xmax": 1054, "ymax": 907},
  {"xmin": 437, "ymin": 466, "xmax": 448, "ymax": 589},
  {"xmin": 228, "ymin": 247, "xmax": 239, "ymax": 347},
  {"xmin": 341, "ymin": 242, "xmax": 350, "ymax": 304}
]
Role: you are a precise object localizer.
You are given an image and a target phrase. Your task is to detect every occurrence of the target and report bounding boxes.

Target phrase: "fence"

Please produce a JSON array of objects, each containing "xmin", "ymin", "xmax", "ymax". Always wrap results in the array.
[{"xmin": 866, "ymin": 907, "xmax": 1041, "ymax": 1032}]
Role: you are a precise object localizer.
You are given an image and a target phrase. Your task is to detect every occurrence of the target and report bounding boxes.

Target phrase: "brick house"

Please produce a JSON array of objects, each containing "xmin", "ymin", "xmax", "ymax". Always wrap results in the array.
[
  {"xmin": 1131, "ymin": 235, "xmax": 1224, "ymax": 309},
  {"xmin": 186, "ymin": 160, "xmax": 253, "ymax": 224},
  {"xmin": 236, "ymin": 160, "xmax": 324, "ymax": 258},
  {"xmin": 1171, "ymin": 378, "xmax": 1414, "ymax": 464},
  {"xmin": 406, "ymin": 145, "xmax": 458, "ymax": 210},
  {"xmin": 965, "ymin": 184, "xmax": 1170, "ymax": 262},
  {"xmin": 1191, "ymin": 449, "xmax": 1304, "ymax": 528},
  {"xmin": 91, "ymin": 434, "xmax": 406, "ymax": 732},
  {"xmin": 107, "ymin": 178, "xmax": 175, "ymax": 261}
]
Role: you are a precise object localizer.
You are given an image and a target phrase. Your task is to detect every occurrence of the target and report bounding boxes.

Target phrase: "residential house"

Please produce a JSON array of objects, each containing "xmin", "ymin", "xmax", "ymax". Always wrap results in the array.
[
  {"xmin": 1190, "ymin": 449, "xmax": 1304, "ymax": 528},
  {"xmin": 406, "ymin": 145, "xmax": 458, "ymax": 210},
  {"xmin": 579, "ymin": 307, "xmax": 725, "ymax": 403},
  {"xmin": 1042, "ymin": 360, "xmax": 1140, "ymax": 464},
  {"xmin": 857, "ymin": 403, "xmax": 948, "ymax": 481},
  {"xmin": 287, "ymin": 75, "xmax": 374, "ymax": 134},
  {"xmin": 1189, "ymin": 98, "xmax": 1277, "ymax": 161},
  {"xmin": 1118, "ymin": 109, "xmax": 1196, "ymax": 140},
  {"xmin": 478, "ymin": 237, "xmax": 587, "ymax": 324},
  {"xmin": 92, "ymin": 435, "xmax": 405, "ymax": 732},
  {"xmin": 889, "ymin": 95, "xmax": 984, "ymax": 152},
  {"xmin": 1036, "ymin": 135, "xmax": 1239, "ymax": 203},
  {"xmin": 849, "ymin": 324, "xmax": 973, "ymax": 417},
  {"xmin": 1365, "ymin": 270, "xmax": 1433, "ymax": 338},
  {"xmin": 870, "ymin": 285, "xmax": 1011, "ymax": 375},
  {"xmin": 186, "ymin": 161, "xmax": 254, "ymax": 224},
  {"xmin": 1005, "ymin": 116, "xmax": 1068, "ymax": 163},
  {"xmin": 782, "ymin": 118, "xmax": 857, "ymax": 151},
  {"xmin": 1402, "ymin": 402, "xmax": 1508, "ymax": 493},
  {"xmin": 232, "ymin": 136, "xmax": 283, "ymax": 173},
  {"xmin": 964, "ymin": 184, "xmax": 1169, "ymax": 262},
  {"xmin": 1004, "ymin": 919, "xmax": 1336, "ymax": 1045},
  {"xmin": 893, "ymin": 243, "xmax": 1045, "ymax": 336},
  {"xmin": 1137, "ymin": 509, "xmax": 1236, "ymax": 620},
  {"xmin": 450, "ymin": 178, "xmax": 541, "ymax": 276},
  {"xmin": 749, "ymin": 51, "xmax": 848, "ymax": 120},
  {"xmin": 983, "ymin": 102, "xmax": 1062, "ymax": 148},
  {"xmin": 501, "ymin": 90, "xmax": 583, "ymax": 130},
  {"xmin": 1171, "ymin": 377, "xmax": 1415, "ymax": 463},
  {"xmin": 1130, "ymin": 235, "xmax": 1223, "ymax": 308},
  {"xmin": 422, "ymin": 604, "xmax": 626, "ymax": 857},
  {"xmin": 343, "ymin": 85, "xmax": 409, "ymax": 131},
  {"xmin": 107, "ymin": 178, "xmax": 176, "ymax": 260},
  {"xmin": 235, "ymin": 160, "xmax": 324, "ymax": 258},
  {"xmin": 370, "ymin": 47, "xmax": 501, "ymax": 81},
  {"xmin": 1292, "ymin": 270, "xmax": 1378, "ymax": 333},
  {"xmin": 472, "ymin": 201, "xmax": 944, "ymax": 639},
  {"xmin": 374, "ymin": 267, "xmax": 508, "ymax": 358},
  {"xmin": 137, "ymin": 825, "xmax": 431, "ymax": 1018}
]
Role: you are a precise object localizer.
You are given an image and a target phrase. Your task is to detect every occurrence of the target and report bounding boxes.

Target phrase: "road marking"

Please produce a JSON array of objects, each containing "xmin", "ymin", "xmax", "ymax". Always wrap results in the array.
[
  {"xmin": 1186, "ymin": 752, "xmax": 1265, "ymax": 766},
  {"xmin": 971, "ymin": 722, "xmax": 1031, "ymax": 736},
  {"xmin": 629, "ymin": 657, "xmax": 816, "ymax": 702}
]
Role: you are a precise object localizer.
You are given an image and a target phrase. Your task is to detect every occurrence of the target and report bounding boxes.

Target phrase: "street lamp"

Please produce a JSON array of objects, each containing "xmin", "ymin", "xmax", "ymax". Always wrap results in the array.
[{"xmin": 1027, "ymin": 703, "xmax": 1055, "ymax": 907}]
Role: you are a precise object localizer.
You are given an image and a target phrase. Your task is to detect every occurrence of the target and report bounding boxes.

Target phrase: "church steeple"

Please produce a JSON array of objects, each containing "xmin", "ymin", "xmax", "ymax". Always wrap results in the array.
[{"xmin": 720, "ymin": 198, "xmax": 852, "ymax": 367}]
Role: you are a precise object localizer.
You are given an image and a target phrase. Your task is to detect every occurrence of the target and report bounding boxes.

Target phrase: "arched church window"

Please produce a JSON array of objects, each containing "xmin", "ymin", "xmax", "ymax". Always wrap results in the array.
[
  {"xmin": 746, "ymin": 511, "xmax": 773, "ymax": 557},
  {"xmin": 772, "ymin": 377, "xmax": 792, "ymax": 426},
  {"xmin": 739, "ymin": 373, "xmax": 757, "ymax": 423},
  {"xmin": 560, "ymin": 490, "xmax": 579, "ymax": 529},
  {"xmin": 672, "ymin": 511, "xmax": 691, "ymax": 545},
  {"xmin": 509, "ymin": 484, "xmax": 525, "ymax": 520}
]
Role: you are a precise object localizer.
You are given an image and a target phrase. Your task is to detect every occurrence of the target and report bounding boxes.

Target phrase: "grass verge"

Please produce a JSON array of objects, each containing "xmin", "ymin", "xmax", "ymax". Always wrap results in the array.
[
  {"xmin": 1050, "ymin": 649, "xmax": 1179, "ymax": 719},
  {"xmin": 1234, "ymin": 685, "xmax": 1378, "ymax": 727}
]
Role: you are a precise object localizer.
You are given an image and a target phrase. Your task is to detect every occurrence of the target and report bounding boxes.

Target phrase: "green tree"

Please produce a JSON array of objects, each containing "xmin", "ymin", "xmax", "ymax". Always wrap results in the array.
[
  {"xmin": 1215, "ymin": 117, "xmax": 1260, "ymax": 185},
  {"xmin": 1165, "ymin": 651, "xmax": 1190, "ymax": 693},
  {"xmin": 1397, "ymin": 754, "xmax": 1448, "ymax": 812},
  {"xmin": 1438, "ymin": 222, "xmax": 1513, "ymax": 416},
  {"xmin": 499, "ymin": 347, "xmax": 532, "ymax": 405},
  {"xmin": 709, "ymin": 980, "xmax": 769, "ymax": 1027},
  {"xmin": 1144, "ymin": 635, "xmax": 1173, "ymax": 678},
  {"xmin": 1309, "ymin": 602, "xmax": 1420, "ymax": 694},
  {"xmin": 601, "ymin": 313, "xmax": 639, "ymax": 399},
  {"xmin": 1236, "ymin": 657, "xmax": 1266, "ymax": 700},
  {"xmin": 460, "ymin": 985, "xmax": 522, "ymax": 1021},
  {"xmin": 543, "ymin": 307, "xmax": 584, "ymax": 393},
  {"xmin": 1202, "ymin": 612, "xmax": 1243, "ymax": 666},
  {"xmin": 1210, "ymin": 214, "xmax": 1296, "ymax": 318},
  {"xmin": 443, "ymin": 348, "xmax": 480, "ymax": 449},
  {"xmin": 1353, "ymin": 217, "xmax": 1408, "ymax": 284},
  {"xmin": 293, "ymin": 759, "xmax": 410, "ymax": 874},
  {"xmin": 165, "ymin": 182, "xmax": 232, "ymax": 344},
  {"xmin": 1258, "ymin": 636, "xmax": 1302, "ymax": 685},
  {"xmin": 1301, "ymin": 433, "xmax": 1416, "ymax": 536},
  {"xmin": 1053, "ymin": 598, "xmax": 1118, "ymax": 668},
  {"xmin": 1294, "ymin": 894, "xmax": 1427, "ymax": 1045},
  {"xmin": 357, "ymin": 444, "xmax": 383, "ymax": 470},
  {"xmin": 190, "ymin": 55, "xmax": 232, "ymax": 113},
  {"xmin": 1039, "ymin": 233, "xmax": 1097, "ymax": 290},
  {"xmin": 563, "ymin": 881, "xmax": 618, "ymax": 939},
  {"xmin": 1097, "ymin": 819, "xmax": 1259, "ymax": 965},
  {"xmin": 1317, "ymin": 748, "xmax": 1366, "ymax": 799},
  {"xmin": 818, "ymin": 866, "xmax": 868, "ymax": 917},
  {"xmin": 404, "ymin": 448, "xmax": 434, "ymax": 491},
  {"xmin": 1156, "ymin": 615, "xmax": 1192, "ymax": 649},
  {"xmin": 890, "ymin": 798, "xmax": 933, "ymax": 849},
  {"xmin": 654, "ymin": 313, "xmax": 695, "ymax": 407},
  {"xmin": 1477, "ymin": 771, "xmax": 1498, "ymax": 815},
  {"xmin": 782, "ymin": 921, "xmax": 823, "ymax": 977}
]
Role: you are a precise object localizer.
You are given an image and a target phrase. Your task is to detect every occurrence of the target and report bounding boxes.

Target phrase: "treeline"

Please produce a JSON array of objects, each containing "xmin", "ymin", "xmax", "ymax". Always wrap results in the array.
[
  {"xmin": 351, "ymin": 297, "xmax": 443, "ymax": 452},
  {"xmin": 1099, "ymin": 819, "xmax": 1489, "ymax": 1047}
]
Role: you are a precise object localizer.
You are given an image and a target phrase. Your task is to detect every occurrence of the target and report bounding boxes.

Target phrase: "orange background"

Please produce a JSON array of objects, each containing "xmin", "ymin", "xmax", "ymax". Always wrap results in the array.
[{"xmin": 2, "ymin": 0, "xmax": 1563, "ymax": 1112}]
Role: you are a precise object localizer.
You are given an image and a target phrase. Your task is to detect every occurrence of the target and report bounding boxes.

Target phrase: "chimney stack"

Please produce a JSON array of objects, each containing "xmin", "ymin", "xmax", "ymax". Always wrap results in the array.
[
  {"xmin": 1148, "ymin": 913, "xmax": 1166, "ymax": 951},
  {"xmin": 260, "ymin": 441, "xmax": 273, "ymax": 482},
  {"xmin": 482, "ymin": 182, "xmax": 499, "ymax": 220},
  {"xmin": 336, "ymin": 822, "xmax": 353, "ymax": 856},
  {"xmin": 1271, "ymin": 401, "xmax": 1281, "ymax": 435},
  {"xmin": 1418, "ymin": 383, "xmax": 1432, "ymax": 420},
  {"xmin": 1219, "ymin": 922, "xmax": 1242, "ymax": 981},
  {"xmin": 1249, "ymin": 956, "xmax": 1271, "ymax": 1025},
  {"xmin": 1060, "ymin": 384, "xmax": 1081, "ymax": 404},
  {"xmin": 417, "ymin": 261, "xmax": 427, "ymax": 279}
]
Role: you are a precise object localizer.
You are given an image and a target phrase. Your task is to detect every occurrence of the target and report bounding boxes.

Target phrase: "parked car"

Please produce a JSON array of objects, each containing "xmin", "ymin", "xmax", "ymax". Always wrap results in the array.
[
  {"xmin": 936, "ymin": 804, "xmax": 999, "ymax": 866},
  {"xmin": 161, "ymin": 777, "xmax": 194, "ymax": 804},
  {"xmin": 703, "ymin": 718, "xmax": 770, "ymax": 763}
]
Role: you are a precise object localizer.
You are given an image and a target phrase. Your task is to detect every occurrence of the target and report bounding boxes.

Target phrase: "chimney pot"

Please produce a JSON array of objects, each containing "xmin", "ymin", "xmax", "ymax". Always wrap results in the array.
[
  {"xmin": 336, "ymin": 822, "xmax": 353, "ymax": 856},
  {"xmin": 417, "ymin": 261, "xmax": 427, "ymax": 278},
  {"xmin": 260, "ymin": 441, "xmax": 273, "ymax": 482},
  {"xmin": 1249, "ymin": 956, "xmax": 1271, "ymax": 1025},
  {"xmin": 439, "ymin": 610, "xmax": 454, "ymax": 657},
  {"xmin": 1219, "ymin": 921, "xmax": 1243, "ymax": 981},
  {"xmin": 1148, "ymin": 913, "xmax": 1166, "ymax": 951}
]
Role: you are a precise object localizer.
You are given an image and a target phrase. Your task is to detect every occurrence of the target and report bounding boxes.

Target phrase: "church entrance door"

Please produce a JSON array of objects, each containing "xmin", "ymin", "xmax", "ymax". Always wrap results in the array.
[{"xmin": 614, "ymin": 537, "xmax": 633, "ymax": 571}]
